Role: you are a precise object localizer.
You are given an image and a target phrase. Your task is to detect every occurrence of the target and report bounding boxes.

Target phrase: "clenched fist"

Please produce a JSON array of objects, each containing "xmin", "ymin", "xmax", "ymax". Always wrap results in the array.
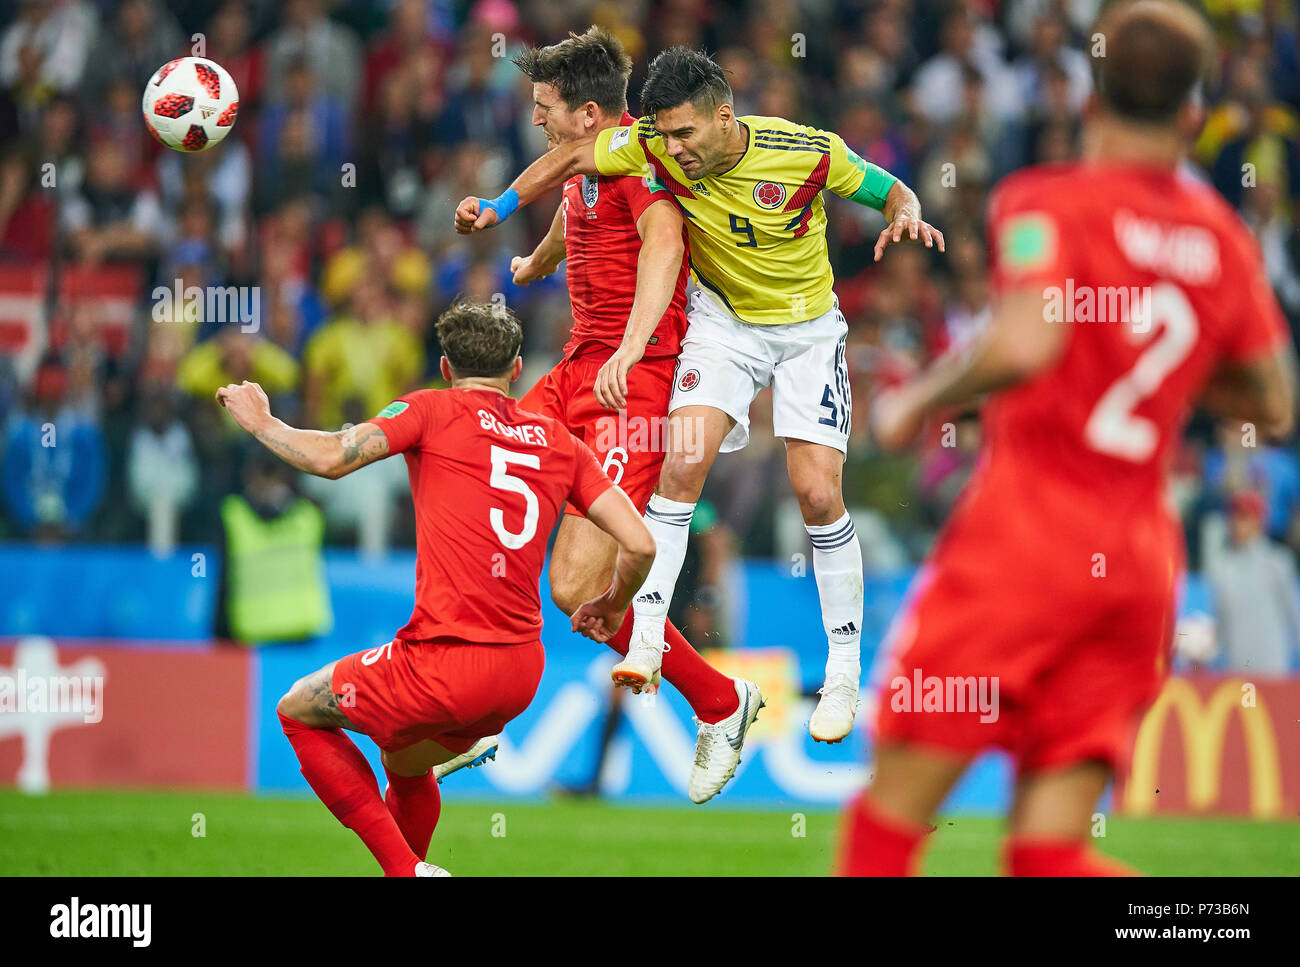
[
  {"xmin": 215, "ymin": 380, "xmax": 272, "ymax": 434},
  {"xmin": 454, "ymin": 196, "xmax": 499, "ymax": 235}
]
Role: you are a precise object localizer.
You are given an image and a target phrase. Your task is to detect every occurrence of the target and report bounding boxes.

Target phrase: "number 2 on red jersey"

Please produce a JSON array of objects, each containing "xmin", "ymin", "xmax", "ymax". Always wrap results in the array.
[{"xmin": 1084, "ymin": 282, "xmax": 1199, "ymax": 463}]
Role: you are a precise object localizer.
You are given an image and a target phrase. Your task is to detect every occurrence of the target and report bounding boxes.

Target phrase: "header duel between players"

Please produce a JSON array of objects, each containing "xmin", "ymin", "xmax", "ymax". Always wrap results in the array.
[{"xmin": 455, "ymin": 35, "xmax": 941, "ymax": 772}]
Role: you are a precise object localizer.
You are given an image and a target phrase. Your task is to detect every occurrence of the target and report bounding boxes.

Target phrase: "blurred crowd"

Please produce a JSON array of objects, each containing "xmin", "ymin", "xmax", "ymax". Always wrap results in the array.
[{"xmin": 0, "ymin": 0, "xmax": 1298, "ymax": 653}]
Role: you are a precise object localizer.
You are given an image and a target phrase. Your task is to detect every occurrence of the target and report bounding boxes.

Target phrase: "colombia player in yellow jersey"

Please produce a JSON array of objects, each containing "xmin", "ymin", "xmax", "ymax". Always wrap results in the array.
[{"xmin": 457, "ymin": 46, "xmax": 942, "ymax": 750}]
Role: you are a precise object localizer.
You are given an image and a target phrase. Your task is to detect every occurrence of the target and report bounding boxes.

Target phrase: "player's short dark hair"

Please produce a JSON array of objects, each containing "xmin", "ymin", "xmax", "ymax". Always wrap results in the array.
[
  {"xmin": 435, "ymin": 301, "xmax": 522, "ymax": 378},
  {"xmin": 512, "ymin": 25, "xmax": 632, "ymax": 115},
  {"xmin": 1094, "ymin": 0, "xmax": 1213, "ymax": 123},
  {"xmin": 640, "ymin": 47, "xmax": 733, "ymax": 117}
]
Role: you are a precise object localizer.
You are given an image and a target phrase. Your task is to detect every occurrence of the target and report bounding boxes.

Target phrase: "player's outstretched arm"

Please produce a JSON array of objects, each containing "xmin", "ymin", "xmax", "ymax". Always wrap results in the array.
[
  {"xmin": 455, "ymin": 136, "xmax": 600, "ymax": 235},
  {"xmin": 216, "ymin": 380, "xmax": 390, "ymax": 479},
  {"xmin": 511, "ymin": 204, "xmax": 567, "ymax": 286},
  {"xmin": 593, "ymin": 200, "xmax": 686, "ymax": 410},
  {"xmin": 570, "ymin": 487, "xmax": 657, "ymax": 642},
  {"xmin": 873, "ymin": 287, "xmax": 1066, "ymax": 451},
  {"xmin": 874, "ymin": 180, "xmax": 945, "ymax": 262}
]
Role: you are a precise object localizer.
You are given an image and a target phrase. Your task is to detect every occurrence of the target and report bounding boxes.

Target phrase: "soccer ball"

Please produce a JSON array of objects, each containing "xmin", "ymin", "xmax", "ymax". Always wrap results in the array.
[{"xmin": 141, "ymin": 57, "xmax": 239, "ymax": 152}]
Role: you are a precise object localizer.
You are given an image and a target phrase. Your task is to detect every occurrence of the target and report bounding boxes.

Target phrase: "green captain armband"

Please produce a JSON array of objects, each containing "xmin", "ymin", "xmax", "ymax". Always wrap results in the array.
[{"xmin": 844, "ymin": 146, "xmax": 898, "ymax": 211}]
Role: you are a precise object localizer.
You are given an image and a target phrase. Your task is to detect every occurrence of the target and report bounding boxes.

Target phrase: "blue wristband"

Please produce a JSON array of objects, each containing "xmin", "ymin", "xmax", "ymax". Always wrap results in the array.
[{"xmin": 478, "ymin": 188, "xmax": 519, "ymax": 223}]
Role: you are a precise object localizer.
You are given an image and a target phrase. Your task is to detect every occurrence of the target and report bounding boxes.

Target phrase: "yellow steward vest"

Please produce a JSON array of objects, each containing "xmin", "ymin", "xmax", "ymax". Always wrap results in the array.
[{"xmin": 221, "ymin": 495, "xmax": 332, "ymax": 643}]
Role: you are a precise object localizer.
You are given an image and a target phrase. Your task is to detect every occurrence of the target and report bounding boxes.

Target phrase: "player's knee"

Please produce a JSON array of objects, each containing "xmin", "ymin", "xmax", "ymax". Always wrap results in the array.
[
  {"xmin": 658, "ymin": 451, "xmax": 707, "ymax": 502},
  {"xmin": 794, "ymin": 481, "xmax": 843, "ymax": 525}
]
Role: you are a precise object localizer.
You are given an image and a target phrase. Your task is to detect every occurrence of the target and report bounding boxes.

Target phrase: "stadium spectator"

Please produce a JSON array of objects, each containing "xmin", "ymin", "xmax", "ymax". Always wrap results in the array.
[
  {"xmin": 1208, "ymin": 79, "xmax": 1300, "ymax": 213},
  {"xmin": 158, "ymin": 196, "xmax": 224, "ymax": 291},
  {"xmin": 357, "ymin": 58, "xmax": 436, "ymax": 216},
  {"xmin": 361, "ymin": 0, "xmax": 448, "ymax": 114},
  {"xmin": 176, "ymin": 326, "xmax": 300, "ymax": 413},
  {"xmin": 81, "ymin": 0, "xmax": 183, "ymax": 105},
  {"xmin": 89, "ymin": 74, "xmax": 154, "ymax": 173},
  {"xmin": 1004, "ymin": 0, "xmax": 1103, "ymax": 48},
  {"xmin": 1208, "ymin": 490, "xmax": 1300, "ymax": 674},
  {"xmin": 264, "ymin": 0, "xmax": 363, "ymax": 111},
  {"xmin": 216, "ymin": 447, "xmax": 332, "ymax": 644},
  {"xmin": 1203, "ymin": 423, "xmax": 1300, "ymax": 543},
  {"xmin": 1242, "ymin": 177, "xmax": 1300, "ymax": 329},
  {"xmin": 126, "ymin": 380, "xmax": 198, "ymax": 553},
  {"xmin": 53, "ymin": 299, "xmax": 124, "ymax": 422},
  {"xmin": 0, "ymin": 0, "xmax": 96, "ymax": 102},
  {"xmin": 302, "ymin": 274, "xmax": 425, "ymax": 430},
  {"xmin": 436, "ymin": 25, "xmax": 525, "ymax": 166},
  {"xmin": 60, "ymin": 136, "xmax": 163, "ymax": 264},
  {"xmin": 0, "ymin": 94, "xmax": 79, "ymax": 259},
  {"xmin": 256, "ymin": 57, "xmax": 351, "ymax": 214},
  {"xmin": 156, "ymin": 129, "xmax": 253, "ymax": 268},
  {"xmin": 1011, "ymin": 13, "xmax": 1092, "ymax": 118},
  {"xmin": 909, "ymin": 6, "xmax": 1021, "ymax": 126},
  {"xmin": 205, "ymin": 0, "xmax": 266, "ymax": 112},
  {"xmin": 1, "ymin": 357, "xmax": 107, "ymax": 540}
]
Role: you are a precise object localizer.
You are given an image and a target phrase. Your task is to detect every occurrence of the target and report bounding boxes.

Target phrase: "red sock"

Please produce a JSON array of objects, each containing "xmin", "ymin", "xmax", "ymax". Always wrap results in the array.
[
  {"xmin": 1004, "ymin": 837, "xmax": 1139, "ymax": 877},
  {"xmin": 279, "ymin": 712, "xmax": 421, "ymax": 876},
  {"xmin": 607, "ymin": 613, "xmax": 739, "ymax": 723},
  {"xmin": 383, "ymin": 766, "xmax": 441, "ymax": 860},
  {"xmin": 836, "ymin": 793, "xmax": 932, "ymax": 876}
]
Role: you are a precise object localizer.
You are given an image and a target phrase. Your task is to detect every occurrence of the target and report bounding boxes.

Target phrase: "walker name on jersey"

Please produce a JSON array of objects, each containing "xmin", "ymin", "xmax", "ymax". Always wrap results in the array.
[
  {"xmin": 478, "ymin": 409, "xmax": 548, "ymax": 447},
  {"xmin": 1113, "ymin": 209, "xmax": 1220, "ymax": 286}
]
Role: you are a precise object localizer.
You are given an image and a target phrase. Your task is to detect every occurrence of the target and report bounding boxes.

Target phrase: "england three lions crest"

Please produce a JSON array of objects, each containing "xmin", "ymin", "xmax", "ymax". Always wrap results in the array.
[{"xmin": 582, "ymin": 175, "xmax": 600, "ymax": 208}]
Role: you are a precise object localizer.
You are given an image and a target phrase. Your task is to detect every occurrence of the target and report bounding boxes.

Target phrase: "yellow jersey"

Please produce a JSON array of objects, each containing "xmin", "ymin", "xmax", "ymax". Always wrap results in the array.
[{"xmin": 594, "ymin": 115, "xmax": 897, "ymax": 324}]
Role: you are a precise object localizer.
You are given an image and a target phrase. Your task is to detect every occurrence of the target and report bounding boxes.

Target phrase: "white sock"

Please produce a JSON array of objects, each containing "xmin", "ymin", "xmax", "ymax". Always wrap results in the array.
[
  {"xmin": 630, "ymin": 494, "xmax": 696, "ymax": 646},
  {"xmin": 807, "ymin": 511, "xmax": 863, "ymax": 684}
]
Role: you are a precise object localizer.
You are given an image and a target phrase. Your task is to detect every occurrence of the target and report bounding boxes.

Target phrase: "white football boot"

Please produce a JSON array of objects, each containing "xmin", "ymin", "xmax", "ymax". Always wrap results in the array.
[
  {"xmin": 610, "ymin": 631, "xmax": 665, "ymax": 693},
  {"xmin": 809, "ymin": 673, "xmax": 859, "ymax": 743},
  {"xmin": 414, "ymin": 861, "xmax": 452, "ymax": 877},
  {"xmin": 432, "ymin": 735, "xmax": 500, "ymax": 784},
  {"xmin": 688, "ymin": 678, "xmax": 764, "ymax": 804}
]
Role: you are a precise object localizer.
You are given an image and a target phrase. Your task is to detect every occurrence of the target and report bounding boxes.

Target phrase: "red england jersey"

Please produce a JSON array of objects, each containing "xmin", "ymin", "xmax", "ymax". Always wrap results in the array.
[
  {"xmin": 367, "ymin": 387, "xmax": 615, "ymax": 644},
  {"xmin": 560, "ymin": 112, "xmax": 690, "ymax": 361},
  {"xmin": 943, "ymin": 162, "xmax": 1287, "ymax": 567}
]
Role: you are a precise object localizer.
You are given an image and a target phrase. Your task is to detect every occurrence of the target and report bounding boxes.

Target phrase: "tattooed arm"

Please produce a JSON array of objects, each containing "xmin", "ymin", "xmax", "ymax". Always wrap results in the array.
[{"xmin": 216, "ymin": 380, "xmax": 391, "ymax": 479}]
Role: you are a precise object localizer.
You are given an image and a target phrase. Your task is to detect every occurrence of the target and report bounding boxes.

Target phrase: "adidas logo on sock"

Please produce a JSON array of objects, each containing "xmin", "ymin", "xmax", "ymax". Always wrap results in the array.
[
  {"xmin": 831, "ymin": 621, "xmax": 859, "ymax": 636},
  {"xmin": 636, "ymin": 591, "xmax": 664, "ymax": 604}
]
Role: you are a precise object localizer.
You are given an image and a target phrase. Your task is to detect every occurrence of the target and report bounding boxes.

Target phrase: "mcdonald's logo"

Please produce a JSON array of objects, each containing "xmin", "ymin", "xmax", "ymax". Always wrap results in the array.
[{"xmin": 1124, "ymin": 678, "xmax": 1283, "ymax": 818}]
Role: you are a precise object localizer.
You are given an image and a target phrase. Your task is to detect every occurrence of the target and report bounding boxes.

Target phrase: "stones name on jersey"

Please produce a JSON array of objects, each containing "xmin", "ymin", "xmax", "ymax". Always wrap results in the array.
[{"xmin": 478, "ymin": 409, "xmax": 549, "ymax": 447}]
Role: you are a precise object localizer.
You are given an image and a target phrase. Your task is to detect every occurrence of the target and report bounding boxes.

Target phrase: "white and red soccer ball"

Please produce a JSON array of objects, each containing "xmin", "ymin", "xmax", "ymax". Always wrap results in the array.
[{"xmin": 141, "ymin": 56, "xmax": 239, "ymax": 152}]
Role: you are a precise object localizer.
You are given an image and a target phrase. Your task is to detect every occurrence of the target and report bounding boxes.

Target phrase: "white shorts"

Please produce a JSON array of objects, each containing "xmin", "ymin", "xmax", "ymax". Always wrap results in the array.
[{"xmin": 670, "ymin": 286, "xmax": 851, "ymax": 454}]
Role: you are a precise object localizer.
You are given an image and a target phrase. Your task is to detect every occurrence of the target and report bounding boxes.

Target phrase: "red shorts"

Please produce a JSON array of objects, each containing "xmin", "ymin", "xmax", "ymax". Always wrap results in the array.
[
  {"xmin": 331, "ymin": 638, "xmax": 545, "ymax": 753},
  {"xmin": 518, "ymin": 352, "xmax": 674, "ymax": 514},
  {"xmin": 873, "ymin": 544, "xmax": 1175, "ymax": 775}
]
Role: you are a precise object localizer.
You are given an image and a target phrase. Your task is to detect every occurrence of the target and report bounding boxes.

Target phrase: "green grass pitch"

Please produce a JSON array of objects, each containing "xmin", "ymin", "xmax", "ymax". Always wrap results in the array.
[{"xmin": 0, "ymin": 790, "xmax": 1295, "ymax": 875}]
